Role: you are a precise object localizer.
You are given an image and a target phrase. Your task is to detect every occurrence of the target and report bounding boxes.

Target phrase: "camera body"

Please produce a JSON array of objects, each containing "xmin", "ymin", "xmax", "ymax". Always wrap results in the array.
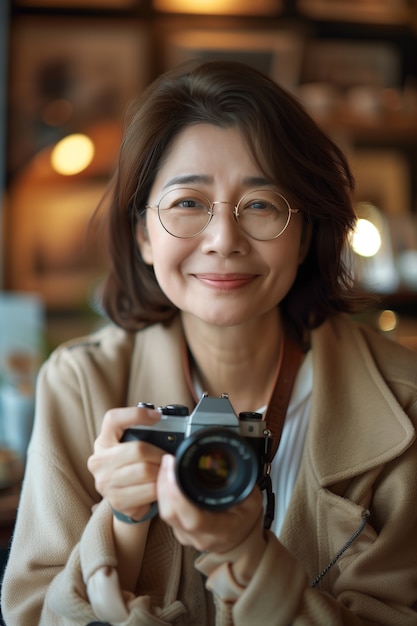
[{"xmin": 122, "ymin": 393, "xmax": 271, "ymax": 511}]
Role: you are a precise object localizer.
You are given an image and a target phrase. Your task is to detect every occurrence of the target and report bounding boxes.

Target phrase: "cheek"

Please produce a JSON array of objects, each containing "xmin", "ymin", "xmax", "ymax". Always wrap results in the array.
[
  {"xmin": 271, "ymin": 226, "xmax": 304, "ymax": 267},
  {"xmin": 141, "ymin": 226, "xmax": 195, "ymax": 287}
]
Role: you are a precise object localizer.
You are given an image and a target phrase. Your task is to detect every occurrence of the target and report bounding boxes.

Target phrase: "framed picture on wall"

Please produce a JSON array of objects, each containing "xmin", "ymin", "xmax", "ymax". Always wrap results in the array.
[
  {"xmin": 7, "ymin": 15, "xmax": 151, "ymax": 177},
  {"xmin": 162, "ymin": 29, "xmax": 305, "ymax": 94}
]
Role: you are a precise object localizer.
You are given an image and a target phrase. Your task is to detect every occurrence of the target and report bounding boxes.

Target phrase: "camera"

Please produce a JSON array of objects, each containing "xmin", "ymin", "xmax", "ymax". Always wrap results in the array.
[{"xmin": 121, "ymin": 393, "xmax": 272, "ymax": 511}]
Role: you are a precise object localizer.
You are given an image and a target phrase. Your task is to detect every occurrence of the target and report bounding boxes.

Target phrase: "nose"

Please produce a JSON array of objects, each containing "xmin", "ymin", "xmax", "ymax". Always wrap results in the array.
[{"xmin": 200, "ymin": 202, "xmax": 250, "ymax": 257}]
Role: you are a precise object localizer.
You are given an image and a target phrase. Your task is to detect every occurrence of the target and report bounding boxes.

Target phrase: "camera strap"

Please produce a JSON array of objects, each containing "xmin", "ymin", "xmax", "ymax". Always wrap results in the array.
[
  {"xmin": 264, "ymin": 323, "xmax": 305, "ymax": 462},
  {"xmin": 261, "ymin": 324, "xmax": 305, "ymax": 529}
]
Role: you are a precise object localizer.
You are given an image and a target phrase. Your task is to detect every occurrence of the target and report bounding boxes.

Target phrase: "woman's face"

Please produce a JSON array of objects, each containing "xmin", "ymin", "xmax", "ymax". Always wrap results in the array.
[{"xmin": 137, "ymin": 124, "xmax": 309, "ymax": 328}]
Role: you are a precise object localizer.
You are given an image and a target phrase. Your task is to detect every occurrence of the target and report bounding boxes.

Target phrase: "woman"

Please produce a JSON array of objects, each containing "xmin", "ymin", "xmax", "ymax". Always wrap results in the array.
[{"xmin": 2, "ymin": 61, "xmax": 417, "ymax": 625}]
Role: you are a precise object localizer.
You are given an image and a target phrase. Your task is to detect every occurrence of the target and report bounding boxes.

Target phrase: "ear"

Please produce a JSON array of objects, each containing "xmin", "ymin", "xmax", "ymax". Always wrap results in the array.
[
  {"xmin": 298, "ymin": 222, "xmax": 312, "ymax": 265},
  {"xmin": 136, "ymin": 221, "xmax": 154, "ymax": 265}
]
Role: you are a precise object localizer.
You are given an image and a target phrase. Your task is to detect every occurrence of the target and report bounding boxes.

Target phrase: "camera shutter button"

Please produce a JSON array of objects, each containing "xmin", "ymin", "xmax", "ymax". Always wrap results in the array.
[
  {"xmin": 161, "ymin": 404, "xmax": 189, "ymax": 416},
  {"xmin": 136, "ymin": 402, "xmax": 155, "ymax": 409},
  {"xmin": 239, "ymin": 412, "xmax": 263, "ymax": 420}
]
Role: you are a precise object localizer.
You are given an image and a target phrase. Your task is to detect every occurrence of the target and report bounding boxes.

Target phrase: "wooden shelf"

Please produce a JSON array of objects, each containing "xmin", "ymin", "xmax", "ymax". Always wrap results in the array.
[
  {"xmin": 296, "ymin": 0, "xmax": 415, "ymax": 27},
  {"xmin": 312, "ymin": 110, "xmax": 417, "ymax": 143}
]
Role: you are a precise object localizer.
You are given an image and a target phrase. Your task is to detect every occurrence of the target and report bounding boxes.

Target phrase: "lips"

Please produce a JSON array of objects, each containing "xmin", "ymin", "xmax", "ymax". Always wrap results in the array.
[{"xmin": 193, "ymin": 273, "xmax": 257, "ymax": 290}]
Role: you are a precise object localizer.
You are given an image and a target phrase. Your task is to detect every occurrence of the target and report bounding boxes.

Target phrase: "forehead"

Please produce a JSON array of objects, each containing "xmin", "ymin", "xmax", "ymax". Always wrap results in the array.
[
  {"xmin": 165, "ymin": 123, "xmax": 250, "ymax": 159},
  {"xmin": 153, "ymin": 123, "xmax": 264, "ymax": 191}
]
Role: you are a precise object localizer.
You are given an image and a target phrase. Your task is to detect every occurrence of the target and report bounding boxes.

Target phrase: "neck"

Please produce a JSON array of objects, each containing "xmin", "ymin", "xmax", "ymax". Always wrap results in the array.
[{"xmin": 181, "ymin": 309, "xmax": 283, "ymax": 414}]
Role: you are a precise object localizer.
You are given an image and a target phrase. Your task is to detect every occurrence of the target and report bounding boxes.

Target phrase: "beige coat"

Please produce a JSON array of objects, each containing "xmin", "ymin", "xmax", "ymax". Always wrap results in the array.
[{"xmin": 2, "ymin": 314, "xmax": 417, "ymax": 625}]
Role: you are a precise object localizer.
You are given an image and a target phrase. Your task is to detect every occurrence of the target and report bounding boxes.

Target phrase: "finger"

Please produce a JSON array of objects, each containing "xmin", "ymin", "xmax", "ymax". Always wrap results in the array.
[
  {"xmin": 88, "ymin": 438, "xmax": 164, "ymax": 482},
  {"xmin": 157, "ymin": 455, "xmax": 216, "ymax": 537},
  {"xmin": 157, "ymin": 454, "xmax": 191, "ymax": 521},
  {"xmin": 97, "ymin": 406, "xmax": 161, "ymax": 446},
  {"xmin": 89, "ymin": 446, "xmax": 164, "ymax": 514},
  {"xmin": 157, "ymin": 456, "xmax": 218, "ymax": 550}
]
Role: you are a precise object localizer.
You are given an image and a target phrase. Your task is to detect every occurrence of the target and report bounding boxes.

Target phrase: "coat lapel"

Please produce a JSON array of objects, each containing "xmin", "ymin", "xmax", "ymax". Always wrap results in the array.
[
  {"xmin": 307, "ymin": 315, "xmax": 415, "ymax": 487},
  {"xmin": 127, "ymin": 316, "xmax": 195, "ymax": 410}
]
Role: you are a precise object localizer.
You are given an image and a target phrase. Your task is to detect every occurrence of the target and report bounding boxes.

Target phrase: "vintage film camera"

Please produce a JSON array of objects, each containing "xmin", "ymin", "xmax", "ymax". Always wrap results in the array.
[{"xmin": 122, "ymin": 393, "xmax": 272, "ymax": 512}]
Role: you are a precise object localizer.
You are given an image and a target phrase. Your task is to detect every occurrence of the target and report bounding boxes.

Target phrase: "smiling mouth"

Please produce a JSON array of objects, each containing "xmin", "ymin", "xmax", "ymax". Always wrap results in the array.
[{"xmin": 193, "ymin": 273, "xmax": 257, "ymax": 290}]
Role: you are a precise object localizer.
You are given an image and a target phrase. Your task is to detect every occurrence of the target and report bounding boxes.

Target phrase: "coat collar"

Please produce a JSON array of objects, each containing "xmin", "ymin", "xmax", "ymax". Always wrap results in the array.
[
  {"xmin": 308, "ymin": 315, "xmax": 415, "ymax": 487},
  {"xmin": 127, "ymin": 316, "xmax": 195, "ymax": 411}
]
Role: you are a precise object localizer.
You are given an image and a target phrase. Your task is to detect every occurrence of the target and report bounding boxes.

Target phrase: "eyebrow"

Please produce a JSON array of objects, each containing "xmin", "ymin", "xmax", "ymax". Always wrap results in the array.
[
  {"xmin": 162, "ymin": 174, "xmax": 273, "ymax": 190},
  {"xmin": 162, "ymin": 175, "xmax": 212, "ymax": 189}
]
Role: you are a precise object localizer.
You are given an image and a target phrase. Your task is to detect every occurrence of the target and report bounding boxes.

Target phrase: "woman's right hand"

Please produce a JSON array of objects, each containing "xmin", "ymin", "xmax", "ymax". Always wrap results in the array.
[{"xmin": 87, "ymin": 406, "xmax": 165, "ymax": 522}]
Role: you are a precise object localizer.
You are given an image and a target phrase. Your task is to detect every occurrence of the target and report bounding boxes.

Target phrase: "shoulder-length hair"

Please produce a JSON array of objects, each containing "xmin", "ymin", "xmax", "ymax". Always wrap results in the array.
[{"xmin": 100, "ymin": 60, "xmax": 363, "ymax": 336}]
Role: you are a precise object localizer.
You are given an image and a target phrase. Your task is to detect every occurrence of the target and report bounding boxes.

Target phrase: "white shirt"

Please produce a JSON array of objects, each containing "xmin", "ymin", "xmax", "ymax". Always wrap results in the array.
[{"xmin": 268, "ymin": 350, "xmax": 312, "ymax": 536}]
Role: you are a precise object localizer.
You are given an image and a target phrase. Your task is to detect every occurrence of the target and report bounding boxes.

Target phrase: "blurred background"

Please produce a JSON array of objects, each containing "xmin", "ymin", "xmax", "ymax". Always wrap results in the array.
[{"xmin": 0, "ymin": 0, "xmax": 417, "ymax": 469}]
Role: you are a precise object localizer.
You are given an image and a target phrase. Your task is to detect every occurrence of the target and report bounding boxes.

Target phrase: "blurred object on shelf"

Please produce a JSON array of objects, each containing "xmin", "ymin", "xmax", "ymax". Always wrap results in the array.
[
  {"xmin": 302, "ymin": 40, "xmax": 400, "ymax": 90},
  {"xmin": 0, "ymin": 293, "xmax": 45, "ymax": 462},
  {"xmin": 349, "ymin": 202, "xmax": 400, "ymax": 294},
  {"xmin": 351, "ymin": 150, "xmax": 411, "ymax": 216},
  {"xmin": 388, "ymin": 215, "xmax": 417, "ymax": 290},
  {"xmin": 297, "ymin": 39, "xmax": 417, "ymax": 136},
  {"xmin": 348, "ymin": 149, "xmax": 417, "ymax": 294},
  {"xmin": 348, "ymin": 200, "xmax": 417, "ymax": 295},
  {"xmin": 297, "ymin": 83, "xmax": 341, "ymax": 120},
  {"xmin": 0, "ymin": 292, "xmax": 44, "ymax": 387},
  {"xmin": 5, "ymin": 152, "xmax": 111, "ymax": 309},
  {"xmin": 0, "ymin": 388, "xmax": 34, "ymax": 462}
]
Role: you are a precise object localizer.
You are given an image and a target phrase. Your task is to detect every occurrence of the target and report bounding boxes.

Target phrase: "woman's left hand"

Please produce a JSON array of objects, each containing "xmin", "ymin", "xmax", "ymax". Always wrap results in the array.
[{"xmin": 157, "ymin": 454, "xmax": 265, "ymax": 555}]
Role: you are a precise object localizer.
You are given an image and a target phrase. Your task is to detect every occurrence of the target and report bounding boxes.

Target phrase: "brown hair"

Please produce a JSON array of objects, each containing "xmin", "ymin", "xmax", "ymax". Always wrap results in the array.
[{"xmin": 101, "ymin": 60, "xmax": 362, "ymax": 335}]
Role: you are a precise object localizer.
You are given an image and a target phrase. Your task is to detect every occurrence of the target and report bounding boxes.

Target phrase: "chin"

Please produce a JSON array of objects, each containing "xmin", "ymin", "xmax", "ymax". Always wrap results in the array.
[{"xmin": 192, "ymin": 309, "xmax": 261, "ymax": 328}]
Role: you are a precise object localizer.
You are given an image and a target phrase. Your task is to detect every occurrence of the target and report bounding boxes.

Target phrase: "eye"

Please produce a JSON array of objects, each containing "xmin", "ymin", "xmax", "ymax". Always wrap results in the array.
[
  {"xmin": 161, "ymin": 189, "xmax": 210, "ymax": 212},
  {"xmin": 241, "ymin": 199, "xmax": 279, "ymax": 216},
  {"xmin": 176, "ymin": 198, "xmax": 205, "ymax": 209},
  {"xmin": 245, "ymin": 200, "xmax": 273, "ymax": 211}
]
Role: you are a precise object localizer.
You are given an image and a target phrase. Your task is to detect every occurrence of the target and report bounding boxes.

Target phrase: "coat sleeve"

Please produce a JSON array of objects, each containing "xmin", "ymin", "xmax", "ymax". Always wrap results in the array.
[
  {"xmin": 47, "ymin": 499, "xmax": 188, "ymax": 626},
  {"xmin": 0, "ymin": 337, "xmax": 163, "ymax": 624},
  {"xmin": 1, "ymin": 337, "xmax": 203, "ymax": 625},
  {"xmin": 1, "ymin": 345, "xmax": 101, "ymax": 625}
]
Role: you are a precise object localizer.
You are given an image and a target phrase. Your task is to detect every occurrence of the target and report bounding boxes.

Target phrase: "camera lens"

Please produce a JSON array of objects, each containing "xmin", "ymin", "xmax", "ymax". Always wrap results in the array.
[
  {"xmin": 175, "ymin": 427, "xmax": 259, "ymax": 511},
  {"xmin": 194, "ymin": 445, "xmax": 236, "ymax": 489}
]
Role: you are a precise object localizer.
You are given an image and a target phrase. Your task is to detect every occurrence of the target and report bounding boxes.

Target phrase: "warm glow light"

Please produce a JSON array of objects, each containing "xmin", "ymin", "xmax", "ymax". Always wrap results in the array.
[
  {"xmin": 50, "ymin": 134, "xmax": 95, "ymax": 176},
  {"xmin": 153, "ymin": 0, "xmax": 279, "ymax": 15},
  {"xmin": 350, "ymin": 218, "xmax": 382, "ymax": 257},
  {"xmin": 378, "ymin": 309, "xmax": 398, "ymax": 333}
]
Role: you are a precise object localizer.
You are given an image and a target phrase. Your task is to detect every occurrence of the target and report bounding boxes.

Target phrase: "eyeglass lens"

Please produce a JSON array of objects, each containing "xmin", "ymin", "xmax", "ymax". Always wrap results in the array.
[{"xmin": 156, "ymin": 188, "xmax": 292, "ymax": 240}]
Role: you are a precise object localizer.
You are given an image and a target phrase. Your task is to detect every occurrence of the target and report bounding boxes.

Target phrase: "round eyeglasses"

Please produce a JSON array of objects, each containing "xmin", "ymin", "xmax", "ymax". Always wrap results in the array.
[{"xmin": 145, "ymin": 188, "xmax": 299, "ymax": 240}]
